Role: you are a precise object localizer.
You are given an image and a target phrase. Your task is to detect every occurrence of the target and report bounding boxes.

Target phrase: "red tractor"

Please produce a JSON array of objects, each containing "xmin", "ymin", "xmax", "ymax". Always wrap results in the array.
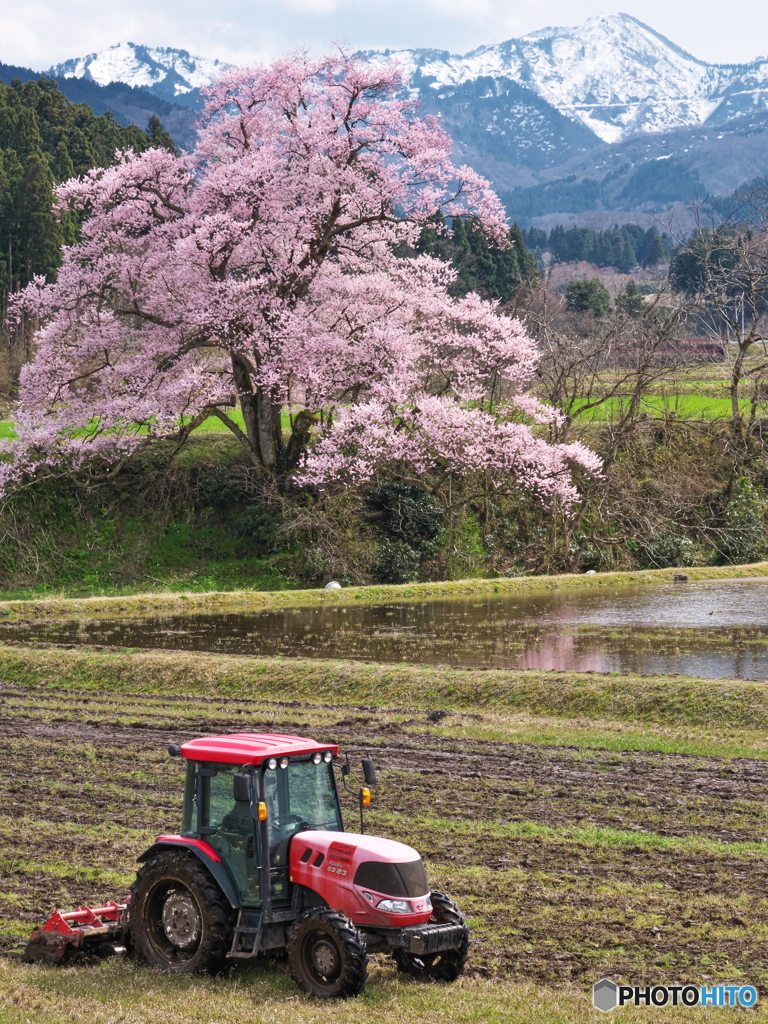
[{"xmin": 26, "ymin": 731, "xmax": 469, "ymax": 998}]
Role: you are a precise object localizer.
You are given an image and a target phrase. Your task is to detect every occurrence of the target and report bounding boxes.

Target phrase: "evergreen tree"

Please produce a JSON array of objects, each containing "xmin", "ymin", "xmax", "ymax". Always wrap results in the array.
[
  {"xmin": 0, "ymin": 75, "xmax": 177, "ymax": 391},
  {"xmin": 17, "ymin": 151, "xmax": 61, "ymax": 281},
  {"xmin": 49, "ymin": 140, "xmax": 74, "ymax": 182},
  {"xmin": 643, "ymin": 231, "xmax": 667, "ymax": 267},
  {"xmin": 565, "ymin": 278, "xmax": 611, "ymax": 318},
  {"xmin": 417, "ymin": 216, "xmax": 537, "ymax": 303},
  {"xmin": 616, "ymin": 280, "xmax": 645, "ymax": 318},
  {"xmin": 146, "ymin": 114, "xmax": 177, "ymax": 154}
]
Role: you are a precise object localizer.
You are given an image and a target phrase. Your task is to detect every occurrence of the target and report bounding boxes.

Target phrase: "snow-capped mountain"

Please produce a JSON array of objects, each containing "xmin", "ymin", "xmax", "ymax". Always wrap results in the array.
[
  {"xmin": 38, "ymin": 16, "xmax": 768, "ymax": 221},
  {"xmin": 48, "ymin": 42, "xmax": 232, "ymax": 106},
  {"xmin": 47, "ymin": 18, "xmax": 768, "ymax": 145},
  {"xmin": 365, "ymin": 13, "xmax": 768, "ymax": 145}
]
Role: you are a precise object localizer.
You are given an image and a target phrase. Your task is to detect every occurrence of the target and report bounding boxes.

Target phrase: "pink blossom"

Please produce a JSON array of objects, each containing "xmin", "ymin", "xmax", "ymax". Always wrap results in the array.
[{"xmin": 3, "ymin": 50, "xmax": 598, "ymax": 507}]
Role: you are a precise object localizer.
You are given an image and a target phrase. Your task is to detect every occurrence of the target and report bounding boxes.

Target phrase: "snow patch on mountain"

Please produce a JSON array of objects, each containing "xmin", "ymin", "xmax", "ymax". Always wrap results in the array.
[
  {"xmin": 49, "ymin": 42, "xmax": 232, "ymax": 98},
  {"xmin": 365, "ymin": 13, "xmax": 768, "ymax": 144}
]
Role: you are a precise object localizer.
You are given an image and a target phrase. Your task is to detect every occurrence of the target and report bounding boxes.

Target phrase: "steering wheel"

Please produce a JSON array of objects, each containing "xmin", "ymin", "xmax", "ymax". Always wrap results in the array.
[
  {"xmin": 269, "ymin": 813, "xmax": 311, "ymax": 864},
  {"xmin": 273, "ymin": 812, "xmax": 307, "ymax": 831}
]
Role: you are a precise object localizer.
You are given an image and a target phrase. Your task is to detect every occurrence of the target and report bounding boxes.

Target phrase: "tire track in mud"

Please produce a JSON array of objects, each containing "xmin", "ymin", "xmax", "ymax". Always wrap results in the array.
[{"xmin": 3, "ymin": 685, "xmax": 768, "ymax": 839}]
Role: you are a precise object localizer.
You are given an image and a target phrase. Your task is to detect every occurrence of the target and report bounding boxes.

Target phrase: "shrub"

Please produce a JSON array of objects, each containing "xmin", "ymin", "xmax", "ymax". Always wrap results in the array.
[
  {"xmin": 375, "ymin": 540, "xmax": 422, "ymax": 584},
  {"xmin": 564, "ymin": 278, "xmax": 611, "ymax": 318},
  {"xmin": 366, "ymin": 482, "xmax": 444, "ymax": 553},
  {"xmin": 640, "ymin": 532, "xmax": 702, "ymax": 569},
  {"xmin": 715, "ymin": 479, "xmax": 766, "ymax": 564},
  {"xmin": 233, "ymin": 505, "xmax": 279, "ymax": 551}
]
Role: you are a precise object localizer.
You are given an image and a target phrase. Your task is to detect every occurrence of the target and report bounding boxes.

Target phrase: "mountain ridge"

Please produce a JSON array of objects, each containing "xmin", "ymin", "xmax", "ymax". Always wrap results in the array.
[
  {"xmin": 11, "ymin": 14, "xmax": 768, "ymax": 223},
  {"xmin": 48, "ymin": 42, "xmax": 232, "ymax": 107},
  {"xmin": 363, "ymin": 13, "xmax": 768, "ymax": 145}
]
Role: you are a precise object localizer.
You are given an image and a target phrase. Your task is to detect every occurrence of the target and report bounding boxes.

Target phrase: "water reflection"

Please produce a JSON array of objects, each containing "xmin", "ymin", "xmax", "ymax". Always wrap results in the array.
[{"xmin": 5, "ymin": 579, "xmax": 768, "ymax": 679}]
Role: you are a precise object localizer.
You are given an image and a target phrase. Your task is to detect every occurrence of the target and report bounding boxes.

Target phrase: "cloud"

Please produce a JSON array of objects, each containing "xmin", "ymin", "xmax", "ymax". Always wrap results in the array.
[
  {"xmin": 282, "ymin": 0, "xmax": 342, "ymax": 15},
  {"xmin": 426, "ymin": 0, "xmax": 494, "ymax": 20}
]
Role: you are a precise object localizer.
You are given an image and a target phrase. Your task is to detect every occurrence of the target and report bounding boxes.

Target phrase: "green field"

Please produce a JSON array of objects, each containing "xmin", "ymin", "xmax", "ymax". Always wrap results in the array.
[
  {"xmin": 0, "ymin": 382, "xmax": 759, "ymax": 445},
  {"xmin": 0, "ymin": 410, "xmax": 290, "ymax": 443},
  {"xmin": 1, "ymin": 646, "xmax": 768, "ymax": 1022},
  {"xmin": 570, "ymin": 393, "xmax": 750, "ymax": 422}
]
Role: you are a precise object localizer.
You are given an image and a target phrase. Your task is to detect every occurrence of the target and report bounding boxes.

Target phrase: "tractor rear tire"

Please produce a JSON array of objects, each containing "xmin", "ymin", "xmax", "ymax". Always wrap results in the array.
[
  {"xmin": 393, "ymin": 891, "xmax": 469, "ymax": 982},
  {"xmin": 129, "ymin": 851, "xmax": 233, "ymax": 974},
  {"xmin": 287, "ymin": 908, "xmax": 368, "ymax": 998}
]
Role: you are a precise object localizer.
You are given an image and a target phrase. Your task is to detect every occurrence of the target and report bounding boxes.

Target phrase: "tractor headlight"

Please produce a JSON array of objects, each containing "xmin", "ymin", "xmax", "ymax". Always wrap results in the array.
[
  {"xmin": 312, "ymin": 752, "xmax": 322, "ymax": 764},
  {"xmin": 376, "ymin": 898, "xmax": 411, "ymax": 914},
  {"xmin": 279, "ymin": 757, "xmax": 289, "ymax": 769},
  {"xmin": 323, "ymin": 751, "xmax": 333, "ymax": 763},
  {"xmin": 267, "ymin": 758, "xmax": 277, "ymax": 770}
]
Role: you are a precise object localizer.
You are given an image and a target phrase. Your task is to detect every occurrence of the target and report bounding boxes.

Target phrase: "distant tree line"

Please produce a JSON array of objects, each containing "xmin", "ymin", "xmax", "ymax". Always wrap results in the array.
[
  {"xmin": 522, "ymin": 223, "xmax": 674, "ymax": 272},
  {"xmin": 0, "ymin": 76, "xmax": 175, "ymax": 309},
  {"xmin": 417, "ymin": 215, "xmax": 538, "ymax": 303}
]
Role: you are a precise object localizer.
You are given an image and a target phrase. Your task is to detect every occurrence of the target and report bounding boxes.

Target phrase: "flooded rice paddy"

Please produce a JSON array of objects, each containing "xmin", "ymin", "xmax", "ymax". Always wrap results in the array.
[{"xmin": 5, "ymin": 578, "xmax": 768, "ymax": 679}]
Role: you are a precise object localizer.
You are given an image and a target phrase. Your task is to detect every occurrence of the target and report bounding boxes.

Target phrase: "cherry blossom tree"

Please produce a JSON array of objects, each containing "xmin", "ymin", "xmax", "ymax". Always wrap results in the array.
[{"xmin": 2, "ymin": 51, "xmax": 600, "ymax": 504}]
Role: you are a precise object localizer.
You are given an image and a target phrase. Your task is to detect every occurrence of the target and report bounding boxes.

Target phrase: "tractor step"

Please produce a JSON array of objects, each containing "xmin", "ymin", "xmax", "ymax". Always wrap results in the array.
[
  {"xmin": 24, "ymin": 902, "xmax": 129, "ymax": 965},
  {"xmin": 228, "ymin": 908, "xmax": 296, "ymax": 957},
  {"xmin": 229, "ymin": 909, "xmax": 262, "ymax": 957}
]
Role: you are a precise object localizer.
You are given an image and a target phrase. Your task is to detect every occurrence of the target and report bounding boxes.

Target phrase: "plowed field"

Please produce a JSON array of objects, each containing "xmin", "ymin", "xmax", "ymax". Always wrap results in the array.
[{"xmin": 2, "ymin": 677, "xmax": 768, "ymax": 991}]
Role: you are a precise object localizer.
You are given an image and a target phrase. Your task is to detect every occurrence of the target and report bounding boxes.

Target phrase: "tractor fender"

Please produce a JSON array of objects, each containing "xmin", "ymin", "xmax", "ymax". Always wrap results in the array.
[{"xmin": 137, "ymin": 835, "xmax": 240, "ymax": 909}]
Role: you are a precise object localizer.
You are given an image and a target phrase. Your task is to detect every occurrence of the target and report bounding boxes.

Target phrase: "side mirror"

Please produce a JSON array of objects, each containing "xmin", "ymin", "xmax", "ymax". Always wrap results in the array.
[
  {"xmin": 361, "ymin": 757, "xmax": 377, "ymax": 786},
  {"xmin": 233, "ymin": 773, "xmax": 251, "ymax": 802}
]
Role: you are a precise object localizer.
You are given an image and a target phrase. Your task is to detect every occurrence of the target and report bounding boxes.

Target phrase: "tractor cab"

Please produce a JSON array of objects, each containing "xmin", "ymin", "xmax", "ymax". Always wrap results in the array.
[{"xmin": 176, "ymin": 734, "xmax": 344, "ymax": 906}]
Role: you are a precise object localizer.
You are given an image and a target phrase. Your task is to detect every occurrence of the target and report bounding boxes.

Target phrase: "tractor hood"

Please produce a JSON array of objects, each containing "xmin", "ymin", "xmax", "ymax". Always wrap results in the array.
[
  {"xmin": 289, "ymin": 831, "xmax": 433, "ymax": 928},
  {"xmin": 292, "ymin": 831, "xmax": 420, "ymax": 871}
]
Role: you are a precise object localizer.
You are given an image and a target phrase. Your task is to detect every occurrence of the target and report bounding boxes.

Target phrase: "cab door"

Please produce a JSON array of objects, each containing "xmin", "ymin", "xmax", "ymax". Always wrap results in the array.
[{"xmin": 200, "ymin": 764, "xmax": 261, "ymax": 905}]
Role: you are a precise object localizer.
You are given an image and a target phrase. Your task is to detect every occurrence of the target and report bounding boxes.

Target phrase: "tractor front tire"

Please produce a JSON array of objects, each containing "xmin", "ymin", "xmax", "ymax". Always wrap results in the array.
[
  {"xmin": 393, "ymin": 891, "xmax": 469, "ymax": 983},
  {"xmin": 288, "ymin": 909, "xmax": 368, "ymax": 998},
  {"xmin": 129, "ymin": 851, "xmax": 233, "ymax": 974}
]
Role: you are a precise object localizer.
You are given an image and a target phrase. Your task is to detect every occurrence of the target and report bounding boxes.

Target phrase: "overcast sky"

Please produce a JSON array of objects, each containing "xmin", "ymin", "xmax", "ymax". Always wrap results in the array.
[{"xmin": 3, "ymin": 1, "xmax": 768, "ymax": 72}]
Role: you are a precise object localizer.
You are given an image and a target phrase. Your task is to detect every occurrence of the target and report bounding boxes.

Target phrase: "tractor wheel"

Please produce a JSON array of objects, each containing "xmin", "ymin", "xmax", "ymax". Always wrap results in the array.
[
  {"xmin": 393, "ymin": 891, "xmax": 469, "ymax": 983},
  {"xmin": 129, "ymin": 851, "xmax": 233, "ymax": 974},
  {"xmin": 287, "ymin": 909, "xmax": 368, "ymax": 998}
]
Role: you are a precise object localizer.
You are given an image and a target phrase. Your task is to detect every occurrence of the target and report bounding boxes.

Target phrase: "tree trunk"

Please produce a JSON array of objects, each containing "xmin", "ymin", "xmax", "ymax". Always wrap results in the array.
[
  {"xmin": 730, "ymin": 342, "xmax": 748, "ymax": 443},
  {"xmin": 231, "ymin": 356, "xmax": 285, "ymax": 473}
]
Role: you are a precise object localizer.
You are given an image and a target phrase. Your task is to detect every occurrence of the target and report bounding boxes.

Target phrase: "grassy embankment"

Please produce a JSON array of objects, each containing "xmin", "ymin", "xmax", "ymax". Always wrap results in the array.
[
  {"xmin": 0, "ymin": 559, "xmax": 766, "ymax": 623},
  {"xmin": 2, "ymin": 394, "xmax": 766, "ymax": 598},
  {"xmin": 2, "ymin": 646, "xmax": 768, "ymax": 1020}
]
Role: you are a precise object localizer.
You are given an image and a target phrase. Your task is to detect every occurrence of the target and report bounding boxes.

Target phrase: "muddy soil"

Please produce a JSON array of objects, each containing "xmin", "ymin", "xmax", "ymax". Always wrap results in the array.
[{"xmin": 1, "ymin": 683, "xmax": 767, "ymax": 987}]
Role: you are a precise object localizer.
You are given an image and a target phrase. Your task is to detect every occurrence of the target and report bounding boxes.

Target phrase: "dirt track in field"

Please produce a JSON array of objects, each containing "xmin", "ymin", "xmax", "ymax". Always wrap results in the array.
[{"xmin": 2, "ymin": 682, "xmax": 768, "ymax": 986}]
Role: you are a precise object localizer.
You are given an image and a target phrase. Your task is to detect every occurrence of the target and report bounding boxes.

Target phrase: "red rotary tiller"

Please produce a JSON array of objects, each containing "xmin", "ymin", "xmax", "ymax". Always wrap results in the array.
[{"xmin": 25, "ymin": 902, "xmax": 129, "ymax": 964}]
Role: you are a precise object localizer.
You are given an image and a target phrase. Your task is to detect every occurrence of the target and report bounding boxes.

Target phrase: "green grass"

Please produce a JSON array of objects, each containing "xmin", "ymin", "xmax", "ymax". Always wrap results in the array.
[
  {"xmin": 0, "ymin": 393, "xmax": 756, "ymax": 445},
  {"xmin": 571, "ymin": 394, "xmax": 749, "ymax": 422},
  {"xmin": 1, "ymin": 560, "xmax": 767, "ymax": 622},
  {"xmin": 0, "ymin": 410, "xmax": 292, "ymax": 444},
  {"xmin": 5, "ymin": 960, "xmax": 763, "ymax": 1024},
  {"xmin": 193, "ymin": 409, "xmax": 294, "ymax": 432}
]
